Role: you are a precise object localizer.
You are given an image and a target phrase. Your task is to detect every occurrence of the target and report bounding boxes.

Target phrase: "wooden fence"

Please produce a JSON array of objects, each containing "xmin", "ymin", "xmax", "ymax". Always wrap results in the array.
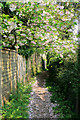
[
  {"xmin": 27, "ymin": 52, "xmax": 42, "ymax": 81},
  {"xmin": 0, "ymin": 49, "xmax": 44, "ymax": 106},
  {"xmin": 0, "ymin": 49, "xmax": 26, "ymax": 105}
]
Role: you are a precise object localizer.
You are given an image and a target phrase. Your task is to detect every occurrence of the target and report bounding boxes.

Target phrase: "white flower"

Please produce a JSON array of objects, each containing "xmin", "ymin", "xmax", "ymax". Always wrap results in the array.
[
  {"xmin": 68, "ymin": 29, "xmax": 72, "ymax": 32},
  {"xmin": 62, "ymin": 17, "xmax": 67, "ymax": 21},
  {"xmin": 66, "ymin": 10, "xmax": 70, "ymax": 14},
  {"xmin": 19, "ymin": 14, "xmax": 22, "ymax": 17},
  {"xmin": 59, "ymin": 11, "xmax": 64, "ymax": 15},
  {"xmin": 56, "ymin": 32, "xmax": 59, "ymax": 35},
  {"xmin": 70, "ymin": 45, "xmax": 73, "ymax": 47},
  {"xmin": 53, "ymin": 28, "xmax": 56, "ymax": 31},
  {"xmin": 56, "ymin": 5, "xmax": 60, "ymax": 8},
  {"xmin": 21, "ymin": 34, "xmax": 26, "ymax": 37},
  {"xmin": 47, "ymin": 1, "xmax": 50, "ymax": 5},
  {"xmin": 4, "ymin": 19, "xmax": 7, "ymax": 22},
  {"xmin": 51, "ymin": 16, "xmax": 53, "ymax": 18},
  {"xmin": 60, "ymin": 6, "xmax": 64, "ymax": 9},
  {"xmin": 16, "ymin": 12, "xmax": 19, "ymax": 15},
  {"xmin": 3, "ymin": 42, "xmax": 6, "ymax": 45},
  {"xmin": 15, "ymin": 46, "xmax": 19, "ymax": 49},
  {"xmin": 60, "ymin": 54, "xmax": 63, "ymax": 58},
  {"xmin": 53, "ymin": 21, "xmax": 56, "ymax": 24},
  {"xmin": 36, "ymin": 8, "xmax": 39, "ymax": 11},
  {"xmin": 18, "ymin": 24, "xmax": 22, "ymax": 26},
  {"xmin": 57, "ymin": 10, "xmax": 60, "ymax": 13},
  {"xmin": 10, "ymin": 4, "xmax": 16, "ymax": 11},
  {"xmin": 70, "ymin": 13, "xmax": 74, "ymax": 18},
  {"xmin": 61, "ymin": 26, "xmax": 66, "ymax": 30},
  {"xmin": 52, "ymin": 1, "xmax": 57, "ymax": 4},
  {"xmin": 53, "ymin": 45, "xmax": 57, "ymax": 47},
  {"xmin": 43, "ymin": 11, "xmax": 46, "ymax": 14},
  {"xmin": 72, "ymin": 50, "xmax": 76, "ymax": 54},
  {"xmin": 71, "ymin": 9, "xmax": 74, "ymax": 12},
  {"xmin": 67, "ymin": 3, "xmax": 69, "ymax": 6},
  {"xmin": 67, "ymin": 55, "xmax": 71, "ymax": 57},
  {"xmin": 3, "ymin": 35, "xmax": 7, "ymax": 37}
]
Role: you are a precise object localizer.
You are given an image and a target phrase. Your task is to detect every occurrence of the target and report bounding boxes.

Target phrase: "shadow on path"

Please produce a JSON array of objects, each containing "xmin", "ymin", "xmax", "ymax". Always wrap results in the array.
[{"xmin": 36, "ymin": 71, "xmax": 49, "ymax": 88}]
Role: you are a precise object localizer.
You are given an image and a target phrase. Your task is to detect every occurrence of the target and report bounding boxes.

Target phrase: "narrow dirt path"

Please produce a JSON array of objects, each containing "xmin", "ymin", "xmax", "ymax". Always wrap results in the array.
[{"xmin": 28, "ymin": 71, "xmax": 59, "ymax": 119}]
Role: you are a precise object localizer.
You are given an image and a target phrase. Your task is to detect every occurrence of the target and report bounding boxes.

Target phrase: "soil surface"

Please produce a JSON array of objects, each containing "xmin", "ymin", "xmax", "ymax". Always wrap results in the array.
[{"xmin": 28, "ymin": 71, "xmax": 59, "ymax": 119}]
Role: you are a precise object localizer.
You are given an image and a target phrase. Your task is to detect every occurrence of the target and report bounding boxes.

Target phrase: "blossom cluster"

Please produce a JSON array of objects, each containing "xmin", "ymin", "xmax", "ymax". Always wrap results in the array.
[{"xmin": 1, "ymin": 1, "xmax": 78, "ymax": 58}]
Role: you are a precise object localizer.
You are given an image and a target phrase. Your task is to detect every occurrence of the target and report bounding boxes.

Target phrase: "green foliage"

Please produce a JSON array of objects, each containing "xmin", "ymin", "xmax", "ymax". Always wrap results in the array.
[
  {"xmin": 46, "ymin": 53, "xmax": 80, "ymax": 118},
  {"xmin": 1, "ymin": 1, "xmax": 78, "ymax": 54},
  {"xmin": 18, "ymin": 45, "xmax": 35, "ymax": 58},
  {"xmin": 2, "ymin": 80, "xmax": 32, "ymax": 119},
  {"xmin": 1, "ymin": 1, "xmax": 79, "ymax": 118}
]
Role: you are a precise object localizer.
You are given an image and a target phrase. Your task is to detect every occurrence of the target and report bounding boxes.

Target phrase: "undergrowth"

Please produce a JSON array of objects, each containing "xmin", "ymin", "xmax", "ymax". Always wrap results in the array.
[
  {"xmin": 46, "ymin": 56, "xmax": 80, "ymax": 119},
  {"xmin": 2, "ymin": 80, "xmax": 32, "ymax": 119}
]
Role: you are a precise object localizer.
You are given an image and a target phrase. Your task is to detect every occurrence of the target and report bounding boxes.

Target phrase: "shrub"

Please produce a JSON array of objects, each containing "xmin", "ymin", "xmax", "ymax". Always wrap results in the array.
[
  {"xmin": 2, "ymin": 80, "xmax": 32, "ymax": 119},
  {"xmin": 46, "ymin": 53, "xmax": 80, "ymax": 118}
]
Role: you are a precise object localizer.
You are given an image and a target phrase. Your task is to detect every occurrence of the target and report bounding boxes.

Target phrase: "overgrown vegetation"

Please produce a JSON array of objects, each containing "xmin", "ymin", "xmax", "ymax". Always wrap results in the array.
[
  {"xmin": 18, "ymin": 45, "xmax": 35, "ymax": 58},
  {"xmin": 46, "ymin": 51, "xmax": 80, "ymax": 118},
  {"xmin": 2, "ymin": 80, "xmax": 32, "ymax": 119},
  {"xmin": 0, "ymin": 1, "xmax": 79, "ymax": 119}
]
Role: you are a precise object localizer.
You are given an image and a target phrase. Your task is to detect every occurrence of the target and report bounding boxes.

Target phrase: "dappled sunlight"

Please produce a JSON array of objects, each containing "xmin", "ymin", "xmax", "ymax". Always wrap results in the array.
[
  {"xmin": 33, "ymin": 86, "xmax": 48, "ymax": 101},
  {"xmin": 28, "ymin": 73, "xmax": 59, "ymax": 118}
]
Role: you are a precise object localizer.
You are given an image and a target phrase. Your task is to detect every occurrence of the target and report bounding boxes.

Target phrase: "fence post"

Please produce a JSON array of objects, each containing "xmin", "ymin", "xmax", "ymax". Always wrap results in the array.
[
  {"xmin": 27, "ymin": 57, "xmax": 31, "ymax": 81},
  {"xmin": 35, "ymin": 52, "xmax": 41, "ymax": 73},
  {"xmin": 16, "ymin": 48, "xmax": 18, "ymax": 89},
  {"xmin": 9, "ymin": 50, "xmax": 12, "ymax": 92},
  {"xmin": 32, "ymin": 53, "xmax": 36, "ymax": 76},
  {"xmin": 23, "ymin": 56, "xmax": 26, "ymax": 83}
]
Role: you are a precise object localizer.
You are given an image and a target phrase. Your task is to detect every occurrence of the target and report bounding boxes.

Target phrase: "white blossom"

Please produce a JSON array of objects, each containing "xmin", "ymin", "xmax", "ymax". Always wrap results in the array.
[
  {"xmin": 60, "ymin": 6, "xmax": 64, "ymax": 9},
  {"xmin": 15, "ymin": 46, "xmax": 19, "ymax": 49},
  {"xmin": 21, "ymin": 34, "xmax": 26, "ymax": 36},
  {"xmin": 60, "ymin": 54, "xmax": 63, "ymax": 58},
  {"xmin": 71, "ymin": 50, "xmax": 76, "ymax": 54},
  {"xmin": 59, "ymin": 11, "xmax": 64, "ymax": 16},
  {"xmin": 70, "ymin": 13, "xmax": 74, "ymax": 18},
  {"xmin": 9, "ymin": 4, "xmax": 16, "ymax": 11},
  {"xmin": 66, "ymin": 10, "xmax": 70, "ymax": 14},
  {"xmin": 68, "ymin": 29, "xmax": 72, "ymax": 32}
]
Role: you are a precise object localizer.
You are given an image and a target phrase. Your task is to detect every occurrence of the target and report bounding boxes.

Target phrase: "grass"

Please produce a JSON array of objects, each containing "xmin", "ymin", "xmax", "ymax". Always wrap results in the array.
[{"xmin": 2, "ymin": 80, "xmax": 32, "ymax": 119}]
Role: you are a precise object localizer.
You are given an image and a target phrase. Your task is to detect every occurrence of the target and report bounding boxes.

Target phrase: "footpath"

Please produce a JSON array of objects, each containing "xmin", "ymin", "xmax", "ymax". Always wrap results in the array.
[{"xmin": 28, "ymin": 71, "xmax": 59, "ymax": 119}]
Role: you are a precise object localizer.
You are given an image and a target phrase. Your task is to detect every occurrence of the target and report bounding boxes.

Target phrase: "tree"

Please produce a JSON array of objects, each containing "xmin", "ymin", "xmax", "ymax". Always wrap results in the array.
[{"xmin": 1, "ymin": 1, "xmax": 77, "ymax": 53}]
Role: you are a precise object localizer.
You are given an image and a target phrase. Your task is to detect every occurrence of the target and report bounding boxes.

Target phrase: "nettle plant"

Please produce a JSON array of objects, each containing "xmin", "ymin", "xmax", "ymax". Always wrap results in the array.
[{"xmin": 1, "ymin": 1, "xmax": 78, "ymax": 61}]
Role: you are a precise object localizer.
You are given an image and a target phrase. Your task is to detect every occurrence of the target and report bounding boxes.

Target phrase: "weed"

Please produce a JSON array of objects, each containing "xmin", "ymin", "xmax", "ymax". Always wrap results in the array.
[{"xmin": 2, "ymin": 80, "xmax": 32, "ymax": 119}]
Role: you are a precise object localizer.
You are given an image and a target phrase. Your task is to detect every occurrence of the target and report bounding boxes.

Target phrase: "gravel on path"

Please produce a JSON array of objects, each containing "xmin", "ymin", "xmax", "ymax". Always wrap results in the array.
[{"xmin": 28, "ymin": 71, "xmax": 59, "ymax": 119}]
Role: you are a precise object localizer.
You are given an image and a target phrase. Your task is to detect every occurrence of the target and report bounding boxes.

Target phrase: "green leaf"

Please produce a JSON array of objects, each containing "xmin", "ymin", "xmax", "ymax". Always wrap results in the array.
[
  {"xmin": 0, "ymin": 3, "xmax": 4, "ymax": 8},
  {"xmin": 38, "ymin": 17, "xmax": 41, "ymax": 21},
  {"xmin": 28, "ymin": 2, "xmax": 31, "ymax": 6},
  {"xmin": 74, "ymin": 22, "xmax": 77, "ymax": 25},
  {"xmin": 26, "ymin": 8, "xmax": 30, "ymax": 11},
  {"xmin": 44, "ymin": 16, "xmax": 46, "ymax": 20},
  {"xmin": 0, "ymin": 46, "xmax": 2, "ymax": 49}
]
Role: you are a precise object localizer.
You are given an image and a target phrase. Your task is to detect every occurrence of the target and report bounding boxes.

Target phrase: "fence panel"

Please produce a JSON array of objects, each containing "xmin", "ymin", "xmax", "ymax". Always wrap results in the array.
[
  {"xmin": 18, "ymin": 55, "xmax": 26, "ymax": 83},
  {"xmin": 1, "ymin": 49, "xmax": 43, "ymax": 105},
  {"xmin": 1, "ymin": 49, "xmax": 26, "ymax": 105}
]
